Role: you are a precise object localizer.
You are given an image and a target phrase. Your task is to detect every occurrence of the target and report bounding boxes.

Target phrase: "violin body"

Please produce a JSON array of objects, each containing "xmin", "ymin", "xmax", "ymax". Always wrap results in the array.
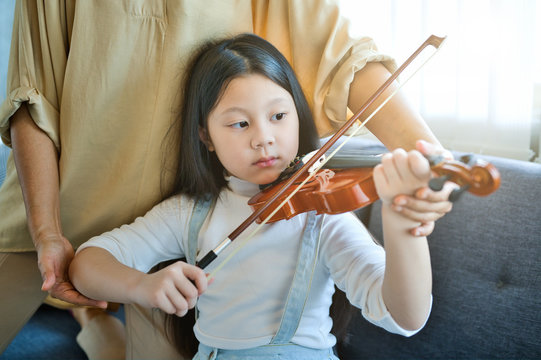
[
  {"xmin": 248, "ymin": 150, "xmax": 501, "ymax": 224},
  {"xmin": 248, "ymin": 167, "xmax": 378, "ymax": 223}
]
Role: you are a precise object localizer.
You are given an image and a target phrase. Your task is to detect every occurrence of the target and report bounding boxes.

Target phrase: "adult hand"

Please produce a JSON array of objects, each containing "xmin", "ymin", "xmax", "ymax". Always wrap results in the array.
[
  {"xmin": 36, "ymin": 234, "xmax": 107, "ymax": 308},
  {"xmin": 391, "ymin": 140, "xmax": 455, "ymax": 236}
]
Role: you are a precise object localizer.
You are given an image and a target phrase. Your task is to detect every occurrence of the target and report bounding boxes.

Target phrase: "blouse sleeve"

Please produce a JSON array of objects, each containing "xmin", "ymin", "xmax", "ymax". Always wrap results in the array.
[
  {"xmin": 254, "ymin": 0, "xmax": 397, "ymax": 137},
  {"xmin": 76, "ymin": 197, "xmax": 188, "ymax": 274},
  {"xmin": 320, "ymin": 213, "xmax": 430, "ymax": 337},
  {"xmin": 0, "ymin": 0, "xmax": 74, "ymax": 149}
]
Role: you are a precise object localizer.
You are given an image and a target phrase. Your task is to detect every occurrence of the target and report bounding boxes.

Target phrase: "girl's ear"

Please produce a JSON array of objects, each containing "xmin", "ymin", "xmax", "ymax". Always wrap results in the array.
[{"xmin": 199, "ymin": 127, "xmax": 215, "ymax": 152}]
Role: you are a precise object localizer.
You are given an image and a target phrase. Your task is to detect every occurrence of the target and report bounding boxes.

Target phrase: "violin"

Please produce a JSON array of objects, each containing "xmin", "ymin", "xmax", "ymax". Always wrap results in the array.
[{"xmin": 247, "ymin": 150, "xmax": 501, "ymax": 224}]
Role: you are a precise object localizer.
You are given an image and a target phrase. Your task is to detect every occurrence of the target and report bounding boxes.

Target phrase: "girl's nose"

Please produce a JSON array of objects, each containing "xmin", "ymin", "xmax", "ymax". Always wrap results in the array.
[{"xmin": 251, "ymin": 126, "xmax": 275, "ymax": 150}]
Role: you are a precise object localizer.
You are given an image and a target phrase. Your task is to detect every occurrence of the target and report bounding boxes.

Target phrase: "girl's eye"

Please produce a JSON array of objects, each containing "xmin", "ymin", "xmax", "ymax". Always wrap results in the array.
[
  {"xmin": 231, "ymin": 121, "xmax": 249, "ymax": 129},
  {"xmin": 272, "ymin": 113, "xmax": 286, "ymax": 121}
]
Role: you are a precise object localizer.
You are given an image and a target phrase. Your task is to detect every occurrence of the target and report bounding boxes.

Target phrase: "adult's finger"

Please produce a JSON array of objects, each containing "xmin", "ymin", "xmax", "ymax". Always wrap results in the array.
[
  {"xmin": 410, "ymin": 221, "xmax": 435, "ymax": 237},
  {"xmin": 416, "ymin": 140, "xmax": 453, "ymax": 160},
  {"xmin": 394, "ymin": 194, "xmax": 453, "ymax": 215},
  {"xmin": 49, "ymin": 280, "xmax": 108, "ymax": 308},
  {"xmin": 393, "ymin": 203, "xmax": 449, "ymax": 223},
  {"xmin": 40, "ymin": 271, "xmax": 56, "ymax": 291}
]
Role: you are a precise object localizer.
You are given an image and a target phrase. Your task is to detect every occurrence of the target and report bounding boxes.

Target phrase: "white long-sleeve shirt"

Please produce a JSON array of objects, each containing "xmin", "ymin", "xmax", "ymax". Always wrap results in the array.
[{"xmin": 78, "ymin": 176, "xmax": 427, "ymax": 350}]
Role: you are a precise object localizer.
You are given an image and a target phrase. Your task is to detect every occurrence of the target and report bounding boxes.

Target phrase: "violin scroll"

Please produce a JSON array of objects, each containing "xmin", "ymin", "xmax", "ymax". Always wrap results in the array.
[{"xmin": 429, "ymin": 154, "xmax": 501, "ymax": 200}]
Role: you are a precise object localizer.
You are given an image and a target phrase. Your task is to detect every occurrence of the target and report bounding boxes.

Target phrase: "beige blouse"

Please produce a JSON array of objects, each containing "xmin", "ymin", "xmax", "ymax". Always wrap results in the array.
[{"xmin": 0, "ymin": 0, "xmax": 395, "ymax": 251}]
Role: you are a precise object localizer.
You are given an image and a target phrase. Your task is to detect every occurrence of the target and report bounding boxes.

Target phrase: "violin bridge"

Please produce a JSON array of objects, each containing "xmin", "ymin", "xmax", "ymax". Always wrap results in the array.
[
  {"xmin": 315, "ymin": 169, "xmax": 335, "ymax": 190},
  {"xmin": 301, "ymin": 150, "xmax": 327, "ymax": 174}
]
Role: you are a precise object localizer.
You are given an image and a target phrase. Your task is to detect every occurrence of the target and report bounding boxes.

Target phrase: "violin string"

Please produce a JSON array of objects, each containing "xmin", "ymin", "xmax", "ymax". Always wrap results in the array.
[{"xmin": 207, "ymin": 41, "xmax": 443, "ymax": 279}]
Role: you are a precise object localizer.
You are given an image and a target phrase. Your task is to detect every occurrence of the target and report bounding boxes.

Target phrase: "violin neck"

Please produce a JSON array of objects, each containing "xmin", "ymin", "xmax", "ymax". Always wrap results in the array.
[{"xmin": 323, "ymin": 149, "xmax": 383, "ymax": 169}]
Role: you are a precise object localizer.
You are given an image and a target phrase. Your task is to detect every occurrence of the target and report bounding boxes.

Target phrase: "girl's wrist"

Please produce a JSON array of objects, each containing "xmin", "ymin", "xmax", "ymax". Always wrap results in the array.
[
  {"xmin": 125, "ymin": 271, "xmax": 148, "ymax": 306},
  {"xmin": 381, "ymin": 203, "xmax": 422, "ymax": 235}
]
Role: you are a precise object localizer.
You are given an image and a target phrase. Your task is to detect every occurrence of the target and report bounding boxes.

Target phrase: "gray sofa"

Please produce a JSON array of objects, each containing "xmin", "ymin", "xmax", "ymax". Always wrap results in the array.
[
  {"xmin": 1, "ymin": 145, "xmax": 540, "ymax": 359},
  {"xmin": 337, "ymin": 153, "xmax": 541, "ymax": 359}
]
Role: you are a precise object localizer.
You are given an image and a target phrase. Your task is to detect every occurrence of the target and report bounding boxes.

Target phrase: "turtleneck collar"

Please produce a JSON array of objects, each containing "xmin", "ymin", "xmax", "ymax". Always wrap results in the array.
[{"xmin": 226, "ymin": 175, "xmax": 261, "ymax": 197}]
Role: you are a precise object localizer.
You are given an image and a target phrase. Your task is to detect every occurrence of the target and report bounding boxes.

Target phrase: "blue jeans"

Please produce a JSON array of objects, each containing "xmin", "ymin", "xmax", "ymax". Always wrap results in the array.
[{"xmin": 194, "ymin": 343, "xmax": 339, "ymax": 360}]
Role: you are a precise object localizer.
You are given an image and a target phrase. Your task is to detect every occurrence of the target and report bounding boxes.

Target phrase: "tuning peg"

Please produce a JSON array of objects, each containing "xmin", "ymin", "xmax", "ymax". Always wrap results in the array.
[
  {"xmin": 449, "ymin": 185, "xmax": 470, "ymax": 202},
  {"xmin": 426, "ymin": 154, "xmax": 445, "ymax": 166},
  {"xmin": 459, "ymin": 154, "xmax": 476, "ymax": 166},
  {"xmin": 429, "ymin": 175, "xmax": 451, "ymax": 191}
]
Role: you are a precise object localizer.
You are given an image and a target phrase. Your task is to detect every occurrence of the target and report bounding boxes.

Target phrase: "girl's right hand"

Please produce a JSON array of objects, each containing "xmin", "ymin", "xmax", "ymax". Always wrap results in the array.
[{"xmin": 132, "ymin": 261, "xmax": 208, "ymax": 317}]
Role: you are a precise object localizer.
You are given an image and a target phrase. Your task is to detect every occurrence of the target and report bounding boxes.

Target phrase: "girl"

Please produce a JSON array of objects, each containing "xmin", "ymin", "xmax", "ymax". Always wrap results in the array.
[{"xmin": 70, "ymin": 34, "xmax": 434, "ymax": 359}]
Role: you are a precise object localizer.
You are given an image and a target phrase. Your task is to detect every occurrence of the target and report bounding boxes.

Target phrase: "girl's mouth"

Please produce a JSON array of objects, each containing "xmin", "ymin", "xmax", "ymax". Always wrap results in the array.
[{"xmin": 254, "ymin": 157, "xmax": 277, "ymax": 168}]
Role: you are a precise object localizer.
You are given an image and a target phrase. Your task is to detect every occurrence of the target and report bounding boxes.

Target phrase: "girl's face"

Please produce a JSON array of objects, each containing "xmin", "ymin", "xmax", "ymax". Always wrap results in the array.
[{"xmin": 203, "ymin": 74, "xmax": 299, "ymax": 185}]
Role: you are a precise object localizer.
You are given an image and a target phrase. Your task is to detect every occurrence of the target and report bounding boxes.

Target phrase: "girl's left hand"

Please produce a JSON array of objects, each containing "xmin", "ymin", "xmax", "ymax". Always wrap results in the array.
[
  {"xmin": 391, "ymin": 140, "xmax": 455, "ymax": 236},
  {"xmin": 373, "ymin": 148, "xmax": 432, "ymax": 204}
]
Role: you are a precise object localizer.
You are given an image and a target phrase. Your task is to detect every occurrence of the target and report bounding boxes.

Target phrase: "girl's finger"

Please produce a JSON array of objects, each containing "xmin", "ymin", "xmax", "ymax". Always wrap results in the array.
[
  {"xmin": 181, "ymin": 263, "xmax": 208, "ymax": 294},
  {"xmin": 173, "ymin": 273, "xmax": 200, "ymax": 304},
  {"xmin": 392, "ymin": 149, "xmax": 414, "ymax": 183},
  {"xmin": 407, "ymin": 150, "xmax": 431, "ymax": 181},
  {"xmin": 373, "ymin": 163, "xmax": 387, "ymax": 185},
  {"xmin": 381, "ymin": 152, "xmax": 401, "ymax": 184},
  {"xmin": 156, "ymin": 292, "xmax": 177, "ymax": 315},
  {"xmin": 165, "ymin": 290, "xmax": 190, "ymax": 316}
]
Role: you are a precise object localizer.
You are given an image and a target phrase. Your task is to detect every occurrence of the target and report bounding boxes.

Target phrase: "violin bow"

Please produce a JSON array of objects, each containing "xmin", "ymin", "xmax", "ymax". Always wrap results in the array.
[{"xmin": 199, "ymin": 35, "xmax": 447, "ymax": 275}]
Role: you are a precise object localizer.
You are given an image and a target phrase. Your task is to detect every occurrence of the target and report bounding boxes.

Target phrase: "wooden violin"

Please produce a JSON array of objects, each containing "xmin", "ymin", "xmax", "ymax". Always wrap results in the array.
[{"xmin": 247, "ymin": 151, "xmax": 501, "ymax": 224}]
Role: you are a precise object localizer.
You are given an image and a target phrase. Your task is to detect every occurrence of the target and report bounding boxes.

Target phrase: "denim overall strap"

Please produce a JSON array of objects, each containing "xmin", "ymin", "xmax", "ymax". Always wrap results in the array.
[
  {"xmin": 187, "ymin": 197, "xmax": 213, "ymax": 266},
  {"xmin": 270, "ymin": 211, "xmax": 324, "ymax": 344}
]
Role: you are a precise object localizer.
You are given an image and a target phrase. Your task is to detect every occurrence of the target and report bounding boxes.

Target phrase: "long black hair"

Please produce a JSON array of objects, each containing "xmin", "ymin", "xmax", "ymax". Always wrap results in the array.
[
  {"xmin": 162, "ymin": 33, "xmax": 320, "ymax": 357},
  {"xmin": 164, "ymin": 33, "xmax": 320, "ymax": 203}
]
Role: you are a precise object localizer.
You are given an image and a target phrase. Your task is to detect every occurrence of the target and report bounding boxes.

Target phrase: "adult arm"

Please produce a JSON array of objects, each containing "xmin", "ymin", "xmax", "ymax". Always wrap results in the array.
[
  {"xmin": 348, "ymin": 62, "xmax": 440, "ymax": 151},
  {"xmin": 266, "ymin": 0, "xmax": 453, "ymax": 236},
  {"xmin": 348, "ymin": 63, "xmax": 454, "ymax": 236},
  {"xmin": 2, "ymin": 2, "xmax": 103, "ymax": 306},
  {"xmin": 10, "ymin": 104, "xmax": 106, "ymax": 308}
]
